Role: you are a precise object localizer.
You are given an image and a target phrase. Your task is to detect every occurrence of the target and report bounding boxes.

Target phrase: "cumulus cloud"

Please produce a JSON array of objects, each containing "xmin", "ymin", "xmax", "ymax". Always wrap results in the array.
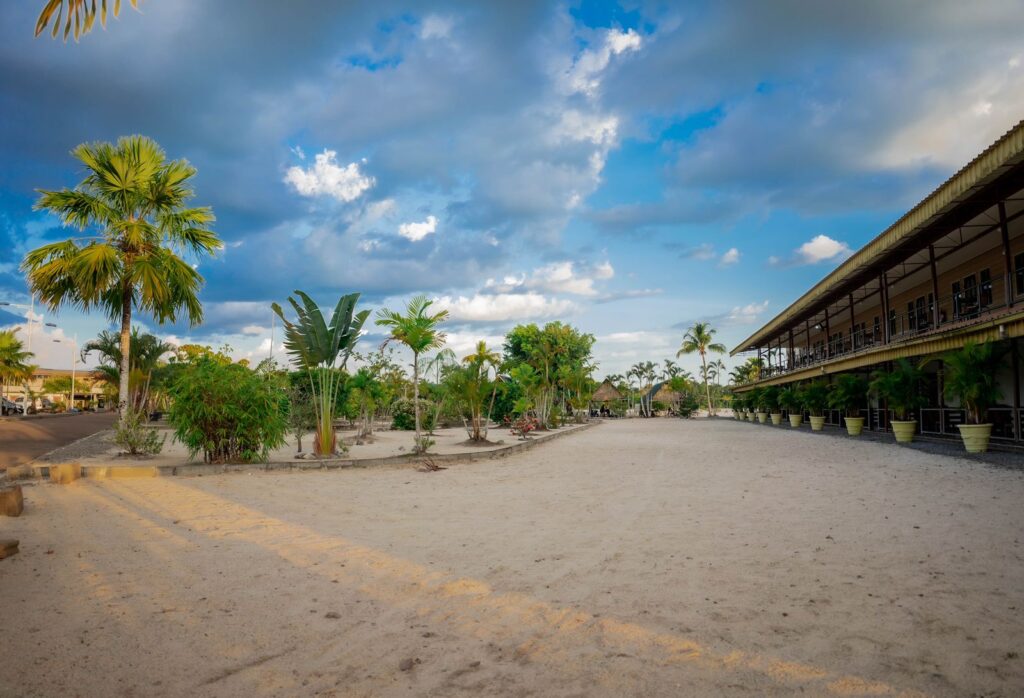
[
  {"xmin": 562, "ymin": 28, "xmax": 643, "ymax": 97},
  {"xmin": 676, "ymin": 243, "xmax": 716, "ymax": 261},
  {"xmin": 719, "ymin": 247, "xmax": 740, "ymax": 266},
  {"xmin": 726, "ymin": 300, "xmax": 771, "ymax": 325},
  {"xmin": 434, "ymin": 292, "xmax": 577, "ymax": 323},
  {"xmin": 767, "ymin": 235, "xmax": 852, "ymax": 267},
  {"xmin": 484, "ymin": 260, "xmax": 614, "ymax": 297},
  {"xmin": 420, "ymin": 15, "xmax": 454, "ymax": 40},
  {"xmin": 398, "ymin": 215, "xmax": 438, "ymax": 242},
  {"xmin": 284, "ymin": 150, "xmax": 375, "ymax": 202}
]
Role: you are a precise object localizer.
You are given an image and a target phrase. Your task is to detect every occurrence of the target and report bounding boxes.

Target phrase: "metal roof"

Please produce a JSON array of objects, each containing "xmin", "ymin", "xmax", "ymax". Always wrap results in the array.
[{"xmin": 731, "ymin": 119, "xmax": 1024, "ymax": 355}]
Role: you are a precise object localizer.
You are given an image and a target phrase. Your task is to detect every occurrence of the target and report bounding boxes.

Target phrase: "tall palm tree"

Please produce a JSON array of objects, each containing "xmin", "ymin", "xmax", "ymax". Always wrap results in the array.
[
  {"xmin": 661, "ymin": 359, "xmax": 681, "ymax": 381},
  {"xmin": 0, "ymin": 330, "xmax": 36, "ymax": 410},
  {"xmin": 677, "ymin": 322, "xmax": 726, "ymax": 415},
  {"xmin": 376, "ymin": 296, "xmax": 449, "ymax": 453},
  {"xmin": 712, "ymin": 359, "xmax": 726, "ymax": 387},
  {"xmin": 23, "ymin": 136, "xmax": 220, "ymax": 426},
  {"xmin": 35, "ymin": 0, "xmax": 139, "ymax": 42},
  {"xmin": 273, "ymin": 291, "xmax": 368, "ymax": 456}
]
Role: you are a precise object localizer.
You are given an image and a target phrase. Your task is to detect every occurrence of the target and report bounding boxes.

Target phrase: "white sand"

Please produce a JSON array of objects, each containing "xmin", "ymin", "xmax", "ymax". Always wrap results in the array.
[{"xmin": 2, "ymin": 419, "xmax": 1022, "ymax": 697}]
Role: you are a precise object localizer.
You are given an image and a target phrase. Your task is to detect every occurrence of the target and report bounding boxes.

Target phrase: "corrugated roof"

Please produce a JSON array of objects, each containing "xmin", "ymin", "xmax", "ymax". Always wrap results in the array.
[{"xmin": 731, "ymin": 118, "xmax": 1024, "ymax": 355}]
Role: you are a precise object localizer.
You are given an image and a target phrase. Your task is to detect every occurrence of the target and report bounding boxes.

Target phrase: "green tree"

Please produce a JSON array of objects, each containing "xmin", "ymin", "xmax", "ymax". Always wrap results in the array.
[
  {"xmin": 0, "ymin": 329, "xmax": 35, "ymax": 409},
  {"xmin": 503, "ymin": 322, "xmax": 594, "ymax": 426},
  {"xmin": 23, "ymin": 136, "xmax": 220, "ymax": 427},
  {"xmin": 35, "ymin": 0, "xmax": 139, "ymax": 42},
  {"xmin": 677, "ymin": 322, "xmax": 726, "ymax": 415},
  {"xmin": 81, "ymin": 327, "xmax": 173, "ymax": 409},
  {"xmin": 376, "ymin": 295, "xmax": 449, "ymax": 454},
  {"xmin": 272, "ymin": 291, "xmax": 368, "ymax": 456}
]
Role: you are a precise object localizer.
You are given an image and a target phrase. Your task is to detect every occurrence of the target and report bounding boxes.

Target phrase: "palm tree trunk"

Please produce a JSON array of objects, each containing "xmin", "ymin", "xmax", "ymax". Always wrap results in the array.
[
  {"xmin": 701, "ymin": 352, "xmax": 713, "ymax": 416},
  {"xmin": 118, "ymin": 294, "xmax": 132, "ymax": 425},
  {"xmin": 412, "ymin": 351, "xmax": 421, "ymax": 451}
]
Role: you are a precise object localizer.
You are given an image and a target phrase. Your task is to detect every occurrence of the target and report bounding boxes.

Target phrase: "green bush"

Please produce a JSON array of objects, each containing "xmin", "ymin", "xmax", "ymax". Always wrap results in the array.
[
  {"xmin": 168, "ymin": 359, "xmax": 287, "ymax": 463},
  {"xmin": 391, "ymin": 397, "xmax": 433, "ymax": 430},
  {"xmin": 113, "ymin": 408, "xmax": 166, "ymax": 456}
]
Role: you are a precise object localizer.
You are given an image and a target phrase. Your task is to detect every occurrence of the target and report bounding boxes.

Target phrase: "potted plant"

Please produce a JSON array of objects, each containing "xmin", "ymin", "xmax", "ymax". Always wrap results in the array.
[
  {"xmin": 941, "ymin": 341, "xmax": 1006, "ymax": 453},
  {"xmin": 748, "ymin": 387, "xmax": 767, "ymax": 423},
  {"xmin": 779, "ymin": 385, "xmax": 803, "ymax": 427},
  {"xmin": 869, "ymin": 359, "xmax": 926, "ymax": 443},
  {"xmin": 828, "ymin": 374, "xmax": 868, "ymax": 436},
  {"xmin": 762, "ymin": 386, "xmax": 782, "ymax": 425},
  {"xmin": 800, "ymin": 381, "xmax": 830, "ymax": 431},
  {"xmin": 731, "ymin": 395, "xmax": 745, "ymax": 420}
]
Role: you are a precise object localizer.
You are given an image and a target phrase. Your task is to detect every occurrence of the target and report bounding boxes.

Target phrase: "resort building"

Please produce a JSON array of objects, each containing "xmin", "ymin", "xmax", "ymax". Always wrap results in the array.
[
  {"xmin": 1, "ymin": 367, "xmax": 109, "ymax": 413},
  {"xmin": 732, "ymin": 120, "xmax": 1024, "ymax": 445}
]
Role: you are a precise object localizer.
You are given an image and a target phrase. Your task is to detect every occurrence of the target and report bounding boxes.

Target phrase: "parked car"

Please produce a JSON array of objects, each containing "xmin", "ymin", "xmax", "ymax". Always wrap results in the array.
[{"xmin": 1, "ymin": 398, "xmax": 25, "ymax": 416}]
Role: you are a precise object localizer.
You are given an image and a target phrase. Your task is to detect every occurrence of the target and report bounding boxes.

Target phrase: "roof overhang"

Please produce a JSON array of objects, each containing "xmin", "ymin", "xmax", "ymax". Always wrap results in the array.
[{"xmin": 731, "ymin": 119, "xmax": 1024, "ymax": 356}]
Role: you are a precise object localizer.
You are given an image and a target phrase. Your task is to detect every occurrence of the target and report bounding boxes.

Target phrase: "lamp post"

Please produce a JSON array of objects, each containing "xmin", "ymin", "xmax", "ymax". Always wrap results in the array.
[{"xmin": 51, "ymin": 330, "xmax": 78, "ymax": 412}]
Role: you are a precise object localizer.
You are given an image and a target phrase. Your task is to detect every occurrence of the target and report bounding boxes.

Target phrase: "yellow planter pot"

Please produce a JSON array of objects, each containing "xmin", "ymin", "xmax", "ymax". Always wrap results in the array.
[
  {"xmin": 891, "ymin": 420, "xmax": 917, "ymax": 443},
  {"xmin": 957, "ymin": 423, "xmax": 993, "ymax": 453},
  {"xmin": 809, "ymin": 415, "xmax": 825, "ymax": 431},
  {"xmin": 788, "ymin": 414, "xmax": 803, "ymax": 428},
  {"xmin": 844, "ymin": 416, "xmax": 865, "ymax": 436},
  {"xmin": 756, "ymin": 412, "xmax": 768, "ymax": 424},
  {"xmin": 770, "ymin": 412, "xmax": 783, "ymax": 425}
]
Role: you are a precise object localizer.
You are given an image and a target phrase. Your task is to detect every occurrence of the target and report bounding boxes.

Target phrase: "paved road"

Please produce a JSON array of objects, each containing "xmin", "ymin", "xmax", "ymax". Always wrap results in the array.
[{"xmin": 0, "ymin": 411, "xmax": 116, "ymax": 470}]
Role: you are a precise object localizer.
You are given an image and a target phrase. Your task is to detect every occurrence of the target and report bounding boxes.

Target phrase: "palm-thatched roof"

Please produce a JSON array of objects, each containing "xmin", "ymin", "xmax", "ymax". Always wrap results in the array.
[
  {"xmin": 644, "ymin": 381, "xmax": 680, "ymax": 404},
  {"xmin": 592, "ymin": 379, "xmax": 622, "ymax": 402}
]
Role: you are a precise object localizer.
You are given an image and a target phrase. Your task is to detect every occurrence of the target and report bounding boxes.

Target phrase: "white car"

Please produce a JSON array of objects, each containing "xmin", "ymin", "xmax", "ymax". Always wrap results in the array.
[{"xmin": 1, "ymin": 397, "xmax": 25, "ymax": 415}]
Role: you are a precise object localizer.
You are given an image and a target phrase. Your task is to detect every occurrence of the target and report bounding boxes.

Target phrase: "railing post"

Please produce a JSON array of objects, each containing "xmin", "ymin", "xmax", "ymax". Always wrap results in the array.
[
  {"xmin": 880, "ymin": 273, "xmax": 890, "ymax": 344},
  {"xmin": 823, "ymin": 308, "xmax": 831, "ymax": 358},
  {"xmin": 929, "ymin": 244, "xmax": 941, "ymax": 327}
]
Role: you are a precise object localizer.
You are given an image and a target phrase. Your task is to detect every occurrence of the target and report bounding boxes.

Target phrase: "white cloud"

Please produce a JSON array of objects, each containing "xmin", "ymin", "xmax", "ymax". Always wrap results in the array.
[
  {"xmin": 563, "ymin": 28, "xmax": 642, "ymax": 97},
  {"xmin": 420, "ymin": 15, "xmax": 454, "ymax": 40},
  {"xmin": 398, "ymin": 215, "xmax": 438, "ymax": 242},
  {"xmin": 284, "ymin": 150, "xmax": 375, "ymax": 202},
  {"xmin": 719, "ymin": 247, "xmax": 740, "ymax": 266},
  {"xmin": 726, "ymin": 300, "xmax": 770, "ymax": 325},
  {"xmin": 679, "ymin": 243, "xmax": 716, "ymax": 261},
  {"xmin": 484, "ymin": 260, "xmax": 614, "ymax": 297},
  {"xmin": 435, "ymin": 293, "xmax": 577, "ymax": 322},
  {"xmin": 796, "ymin": 234, "xmax": 852, "ymax": 264},
  {"xmin": 241, "ymin": 324, "xmax": 267, "ymax": 336}
]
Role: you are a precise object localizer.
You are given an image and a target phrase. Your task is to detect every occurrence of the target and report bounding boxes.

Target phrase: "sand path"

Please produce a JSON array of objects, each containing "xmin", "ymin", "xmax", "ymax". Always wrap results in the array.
[{"xmin": 2, "ymin": 419, "xmax": 1022, "ymax": 696}]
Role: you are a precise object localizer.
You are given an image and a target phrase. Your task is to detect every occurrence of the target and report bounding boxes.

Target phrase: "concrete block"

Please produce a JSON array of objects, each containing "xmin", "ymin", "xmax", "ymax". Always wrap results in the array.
[
  {"xmin": 49, "ymin": 462, "xmax": 81, "ymax": 484},
  {"xmin": 0, "ymin": 539, "xmax": 18, "ymax": 559},
  {"xmin": 0, "ymin": 485, "xmax": 23, "ymax": 516}
]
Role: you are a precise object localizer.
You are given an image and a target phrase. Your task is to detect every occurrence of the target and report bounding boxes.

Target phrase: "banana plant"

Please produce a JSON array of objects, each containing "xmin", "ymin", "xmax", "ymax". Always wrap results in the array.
[{"xmin": 272, "ymin": 291, "xmax": 369, "ymax": 456}]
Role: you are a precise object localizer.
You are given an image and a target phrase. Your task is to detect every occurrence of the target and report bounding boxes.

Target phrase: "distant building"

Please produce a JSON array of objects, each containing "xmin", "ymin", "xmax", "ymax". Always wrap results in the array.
[
  {"xmin": 732, "ymin": 119, "xmax": 1024, "ymax": 444},
  {"xmin": 3, "ymin": 368, "xmax": 109, "ymax": 411}
]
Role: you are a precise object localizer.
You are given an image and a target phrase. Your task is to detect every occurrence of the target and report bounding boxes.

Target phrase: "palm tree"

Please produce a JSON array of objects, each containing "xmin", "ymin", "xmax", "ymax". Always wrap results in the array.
[
  {"xmin": 677, "ymin": 322, "xmax": 726, "ymax": 415},
  {"xmin": 712, "ymin": 359, "xmax": 726, "ymax": 387},
  {"xmin": 35, "ymin": 0, "xmax": 139, "ymax": 42},
  {"xmin": 661, "ymin": 359, "xmax": 681, "ymax": 381},
  {"xmin": 81, "ymin": 328, "xmax": 173, "ymax": 410},
  {"xmin": 273, "ymin": 291, "xmax": 368, "ymax": 456},
  {"xmin": 376, "ymin": 296, "xmax": 449, "ymax": 453},
  {"xmin": 23, "ymin": 136, "xmax": 220, "ymax": 426},
  {"xmin": 0, "ymin": 330, "xmax": 35, "ymax": 410}
]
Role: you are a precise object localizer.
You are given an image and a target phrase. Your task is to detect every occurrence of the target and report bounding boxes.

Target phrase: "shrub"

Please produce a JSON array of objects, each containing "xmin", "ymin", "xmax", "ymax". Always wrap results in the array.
[
  {"xmin": 800, "ymin": 381, "xmax": 830, "ymax": 417},
  {"xmin": 168, "ymin": 359, "xmax": 287, "ymax": 464},
  {"xmin": 778, "ymin": 386, "xmax": 802, "ymax": 412},
  {"xmin": 391, "ymin": 397, "xmax": 433, "ymax": 430},
  {"xmin": 676, "ymin": 393, "xmax": 699, "ymax": 418},
  {"xmin": 762, "ymin": 386, "xmax": 781, "ymax": 413},
  {"xmin": 113, "ymin": 408, "xmax": 166, "ymax": 455},
  {"xmin": 869, "ymin": 359, "xmax": 926, "ymax": 421},
  {"xmin": 940, "ymin": 341, "xmax": 1007, "ymax": 424},
  {"xmin": 828, "ymin": 374, "xmax": 868, "ymax": 417}
]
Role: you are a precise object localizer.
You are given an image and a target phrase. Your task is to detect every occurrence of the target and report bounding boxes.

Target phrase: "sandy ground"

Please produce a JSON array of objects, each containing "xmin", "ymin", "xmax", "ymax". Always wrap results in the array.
[{"xmin": 2, "ymin": 419, "xmax": 1023, "ymax": 697}]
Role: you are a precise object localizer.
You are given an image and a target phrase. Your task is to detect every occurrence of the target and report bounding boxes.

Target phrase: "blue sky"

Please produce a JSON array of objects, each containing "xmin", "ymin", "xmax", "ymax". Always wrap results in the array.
[{"xmin": 2, "ymin": 1, "xmax": 1023, "ymax": 376}]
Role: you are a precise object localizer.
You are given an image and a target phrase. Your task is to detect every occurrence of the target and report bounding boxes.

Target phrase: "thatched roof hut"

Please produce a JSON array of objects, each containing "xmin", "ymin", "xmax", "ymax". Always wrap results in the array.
[
  {"xmin": 644, "ymin": 381, "xmax": 680, "ymax": 405},
  {"xmin": 592, "ymin": 379, "xmax": 623, "ymax": 403}
]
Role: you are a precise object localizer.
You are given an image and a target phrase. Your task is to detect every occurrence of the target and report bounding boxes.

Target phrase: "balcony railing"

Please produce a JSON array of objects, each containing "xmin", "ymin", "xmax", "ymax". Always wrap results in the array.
[{"xmin": 754, "ymin": 272, "xmax": 1019, "ymax": 381}]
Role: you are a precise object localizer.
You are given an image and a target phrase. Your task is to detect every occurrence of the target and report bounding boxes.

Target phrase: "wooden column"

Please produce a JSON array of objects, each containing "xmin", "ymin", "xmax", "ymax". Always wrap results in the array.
[
  {"xmin": 999, "ymin": 201, "xmax": 1014, "ymax": 307},
  {"xmin": 823, "ymin": 308, "xmax": 831, "ymax": 358},
  {"xmin": 848, "ymin": 293, "xmax": 856, "ymax": 350},
  {"xmin": 880, "ymin": 273, "xmax": 890, "ymax": 344},
  {"xmin": 1013, "ymin": 338, "xmax": 1021, "ymax": 441},
  {"xmin": 929, "ymin": 244, "xmax": 941, "ymax": 327}
]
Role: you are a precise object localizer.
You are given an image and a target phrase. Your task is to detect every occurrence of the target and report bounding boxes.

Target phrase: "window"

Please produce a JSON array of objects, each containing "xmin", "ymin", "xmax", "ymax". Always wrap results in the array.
[
  {"xmin": 873, "ymin": 316, "xmax": 880, "ymax": 341},
  {"xmin": 914, "ymin": 296, "xmax": 927, "ymax": 330},
  {"xmin": 907, "ymin": 301, "xmax": 916, "ymax": 331},
  {"xmin": 889, "ymin": 309, "xmax": 896, "ymax": 335},
  {"xmin": 1015, "ymin": 252, "xmax": 1024, "ymax": 296},
  {"xmin": 952, "ymin": 281, "xmax": 961, "ymax": 319},
  {"xmin": 979, "ymin": 268, "xmax": 992, "ymax": 309},
  {"xmin": 963, "ymin": 273, "xmax": 978, "ymax": 313}
]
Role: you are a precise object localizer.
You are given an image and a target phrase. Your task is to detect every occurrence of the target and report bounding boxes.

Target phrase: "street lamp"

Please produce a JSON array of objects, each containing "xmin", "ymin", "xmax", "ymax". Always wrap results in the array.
[
  {"xmin": 0, "ymin": 297, "xmax": 38, "ymax": 352},
  {"xmin": 51, "ymin": 331, "xmax": 78, "ymax": 413}
]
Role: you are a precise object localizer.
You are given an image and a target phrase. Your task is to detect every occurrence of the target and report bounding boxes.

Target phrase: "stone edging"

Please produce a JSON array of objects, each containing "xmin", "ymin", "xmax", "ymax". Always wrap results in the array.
[{"xmin": 30, "ymin": 421, "xmax": 600, "ymax": 479}]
